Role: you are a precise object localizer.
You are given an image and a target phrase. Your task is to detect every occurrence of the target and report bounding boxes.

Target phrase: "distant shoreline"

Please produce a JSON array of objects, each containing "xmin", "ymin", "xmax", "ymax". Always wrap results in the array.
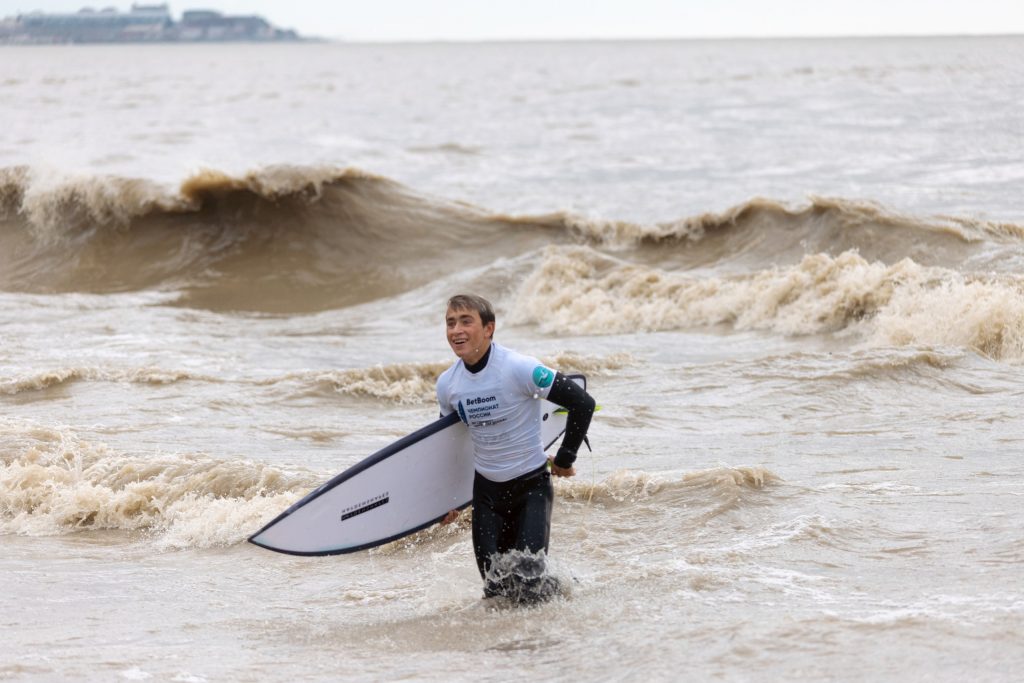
[{"xmin": 0, "ymin": 4, "xmax": 302, "ymax": 45}]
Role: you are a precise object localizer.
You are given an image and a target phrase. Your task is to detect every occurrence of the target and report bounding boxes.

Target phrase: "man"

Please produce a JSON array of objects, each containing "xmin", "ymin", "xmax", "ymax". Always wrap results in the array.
[{"xmin": 436, "ymin": 294, "xmax": 596, "ymax": 604}]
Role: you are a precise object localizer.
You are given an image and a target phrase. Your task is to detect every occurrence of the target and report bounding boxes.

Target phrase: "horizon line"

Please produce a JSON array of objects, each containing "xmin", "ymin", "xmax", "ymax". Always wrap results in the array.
[
  {"xmin": 2, "ymin": 31, "xmax": 1022, "ymax": 47},
  {"xmin": 311, "ymin": 31, "xmax": 1024, "ymax": 44}
]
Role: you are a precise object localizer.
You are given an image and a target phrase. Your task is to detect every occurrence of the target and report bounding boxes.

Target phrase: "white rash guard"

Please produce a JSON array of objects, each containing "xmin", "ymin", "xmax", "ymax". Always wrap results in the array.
[{"xmin": 436, "ymin": 342, "xmax": 557, "ymax": 483}]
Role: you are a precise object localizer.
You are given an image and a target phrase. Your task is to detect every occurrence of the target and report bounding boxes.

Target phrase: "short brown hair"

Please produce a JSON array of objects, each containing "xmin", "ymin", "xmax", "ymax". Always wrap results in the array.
[{"xmin": 446, "ymin": 294, "xmax": 496, "ymax": 328}]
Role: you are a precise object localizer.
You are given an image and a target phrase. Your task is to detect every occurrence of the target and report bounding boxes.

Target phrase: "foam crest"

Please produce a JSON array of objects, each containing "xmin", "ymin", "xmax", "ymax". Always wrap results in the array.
[
  {"xmin": 560, "ymin": 196, "xmax": 1021, "ymax": 250},
  {"xmin": 178, "ymin": 164, "xmax": 382, "ymax": 205},
  {"xmin": 543, "ymin": 351, "xmax": 636, "ymax": 376},
  {"xmin": 560, "ymin": 197, "xmax": 811, "ymax": 246},
  {"xmin": 0, "ymin": 420, "xmax": 314, "ymax": 547},
  {"xmin": 732, "ymin": 347, "xmax": 964, "ymax": 383},
  {"xmin": 0, "ymin": 366, "xmax": 212, "ymax": 395},
  {"xmin": 555, "ymin": 466, "xmax": 778, "ymax": 506},
  {"xmin": 0, "ymin": 165, "xmax": 29, "ymax": 217},
  {"xmin": 513, "ymin": 246, "xmax": 914, "ymax": 335},
  {"xmin": 296, "ymin": 362, "xmax": 453, "ymax": 404},
  {"xmin": 514, "ymin": 246, "xmax": 1024, "ymax": 360},
  {"xmin": 871, "ymin": 276, "xmax": 1024, "ymax": 360},
  {"xmin": 1, "ymin": 164, "xmax": 380, "ymax": 240},
  {"xmin": 268, "ymin": 354, "xmax": 632, "ymax": 405},
  {"xmin": 13, "ymin": 168, "xmax": 178, "ymax": 243}
]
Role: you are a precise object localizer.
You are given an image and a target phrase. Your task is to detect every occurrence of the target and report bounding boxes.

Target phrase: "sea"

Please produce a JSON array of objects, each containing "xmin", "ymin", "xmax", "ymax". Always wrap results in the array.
[{"xmin": 2, "ymin": 37, "xmax": 1023, "ymax": 682}]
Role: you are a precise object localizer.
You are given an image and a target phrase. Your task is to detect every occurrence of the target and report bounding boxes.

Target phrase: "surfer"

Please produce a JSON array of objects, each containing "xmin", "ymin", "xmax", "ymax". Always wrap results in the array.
[{"xmin": 436, "ymin": 294, "xmax": 596, "ymax": 604}]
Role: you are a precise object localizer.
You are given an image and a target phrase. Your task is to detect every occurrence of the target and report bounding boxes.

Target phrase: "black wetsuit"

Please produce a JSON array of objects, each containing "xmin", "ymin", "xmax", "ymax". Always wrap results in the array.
[{"xmin": 460, "ymin": 349, "xmax": 596, "ymax": 602}]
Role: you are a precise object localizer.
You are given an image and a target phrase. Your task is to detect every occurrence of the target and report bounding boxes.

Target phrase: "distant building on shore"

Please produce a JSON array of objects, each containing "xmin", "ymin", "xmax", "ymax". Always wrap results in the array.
[{"xmin": 0, "ymin": 3, "xmax": 301, "ymax": 44}]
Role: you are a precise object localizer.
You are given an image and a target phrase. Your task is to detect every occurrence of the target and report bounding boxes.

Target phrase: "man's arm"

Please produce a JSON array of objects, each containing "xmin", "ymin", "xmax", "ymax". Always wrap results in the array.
[{"xmin": 546, "ymin": 372, "xmax": 596, "ymax": 475}]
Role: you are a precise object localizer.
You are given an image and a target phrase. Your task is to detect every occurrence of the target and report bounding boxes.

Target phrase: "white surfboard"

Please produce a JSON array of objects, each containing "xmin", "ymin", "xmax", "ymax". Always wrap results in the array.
[{"xmin": 249, "ymin": 375, "xmax": 586, "ymax": 556}]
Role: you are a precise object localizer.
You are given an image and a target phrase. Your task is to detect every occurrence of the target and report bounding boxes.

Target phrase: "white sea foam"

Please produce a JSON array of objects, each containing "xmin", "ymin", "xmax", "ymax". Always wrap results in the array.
[
  {"xmin": 0, "ymin": 419, "xmax": 311, "ymax": 545},
  {"xmin": 512, "ymin": 246, "xmax": 1024, "ymax": 360}
]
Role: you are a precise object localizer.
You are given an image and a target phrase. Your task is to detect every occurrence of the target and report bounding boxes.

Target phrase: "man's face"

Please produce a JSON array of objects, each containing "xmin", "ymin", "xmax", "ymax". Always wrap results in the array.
[{"xmin": 445, "ymin": 306, "xmax": 494, "ymax": 364}]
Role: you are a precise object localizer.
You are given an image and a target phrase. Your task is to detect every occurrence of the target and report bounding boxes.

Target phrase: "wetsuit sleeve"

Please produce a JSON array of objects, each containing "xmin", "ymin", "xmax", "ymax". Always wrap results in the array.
[{"xmin": 546, "ymin": 372, "xmax": 596, "ymax": 469}]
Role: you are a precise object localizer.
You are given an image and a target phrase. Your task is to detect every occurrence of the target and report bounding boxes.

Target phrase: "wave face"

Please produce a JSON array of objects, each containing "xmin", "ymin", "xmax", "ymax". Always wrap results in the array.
[{"xmin": 0, "ymin": 165, "xmax": 567, "ymax": 312}]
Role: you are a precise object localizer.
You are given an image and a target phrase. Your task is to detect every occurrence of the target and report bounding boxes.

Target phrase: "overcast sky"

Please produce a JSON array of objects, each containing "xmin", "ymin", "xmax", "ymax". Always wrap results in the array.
[{"xmin": 3, "ymin": 0, "xmax": 1024, "ymax": 41}]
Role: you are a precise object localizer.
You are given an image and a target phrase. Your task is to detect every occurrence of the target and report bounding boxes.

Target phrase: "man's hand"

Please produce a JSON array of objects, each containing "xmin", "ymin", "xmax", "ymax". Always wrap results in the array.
[
  {"xmin": 548, "ymin": 457, "xmax": 576, "ymax": 477},
  {"xmin": 440, "ymin": 509, "xmax": 460, "ymax": 525}
]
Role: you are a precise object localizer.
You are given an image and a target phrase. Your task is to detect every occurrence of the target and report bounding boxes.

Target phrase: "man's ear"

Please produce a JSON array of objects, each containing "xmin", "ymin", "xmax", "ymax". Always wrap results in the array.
[{"xmin": 484, "ymin": 322, "xmax": 495, "ymax": 339}]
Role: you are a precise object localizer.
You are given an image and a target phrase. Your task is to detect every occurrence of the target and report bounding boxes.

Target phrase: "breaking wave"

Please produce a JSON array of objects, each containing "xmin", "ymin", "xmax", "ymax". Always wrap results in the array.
[
  {"xmin": 0, "ymin": 354, "xmax": 632, "ymax": 403},
  {"xmin": 271, "ymin": 352, "xmax": 632, "ymax": 404},
  {"xmin": 0, "ymin": 366, "xmax": 216, "ymax": 395},
  {"xmin": 4, "ymin": 163, "xmax": 1023, "ymax": 361},
  {"xmin": 565, "ymin": 194, "xmax": 1024, "ymax": 261},
  {"xmin": 0, "ymin": 164, "xmax": 565, "ymax": 312},
  {"xmin": 3, "ymin": 164, "xmax": 1022, "ymax": 316},
  {"xmin": 512, "ymin": 246, "xmax": 1024, "ymax": 360},
  {"xmin": 0, "ymin": 419, "xmax": 314, "ymax": 549}
]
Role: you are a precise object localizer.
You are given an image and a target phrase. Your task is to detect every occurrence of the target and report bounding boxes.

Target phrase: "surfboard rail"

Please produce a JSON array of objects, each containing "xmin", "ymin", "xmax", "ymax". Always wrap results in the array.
[{"xmin": 248, "ymin": 412, "xmax": 463, "ymax": 555}]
